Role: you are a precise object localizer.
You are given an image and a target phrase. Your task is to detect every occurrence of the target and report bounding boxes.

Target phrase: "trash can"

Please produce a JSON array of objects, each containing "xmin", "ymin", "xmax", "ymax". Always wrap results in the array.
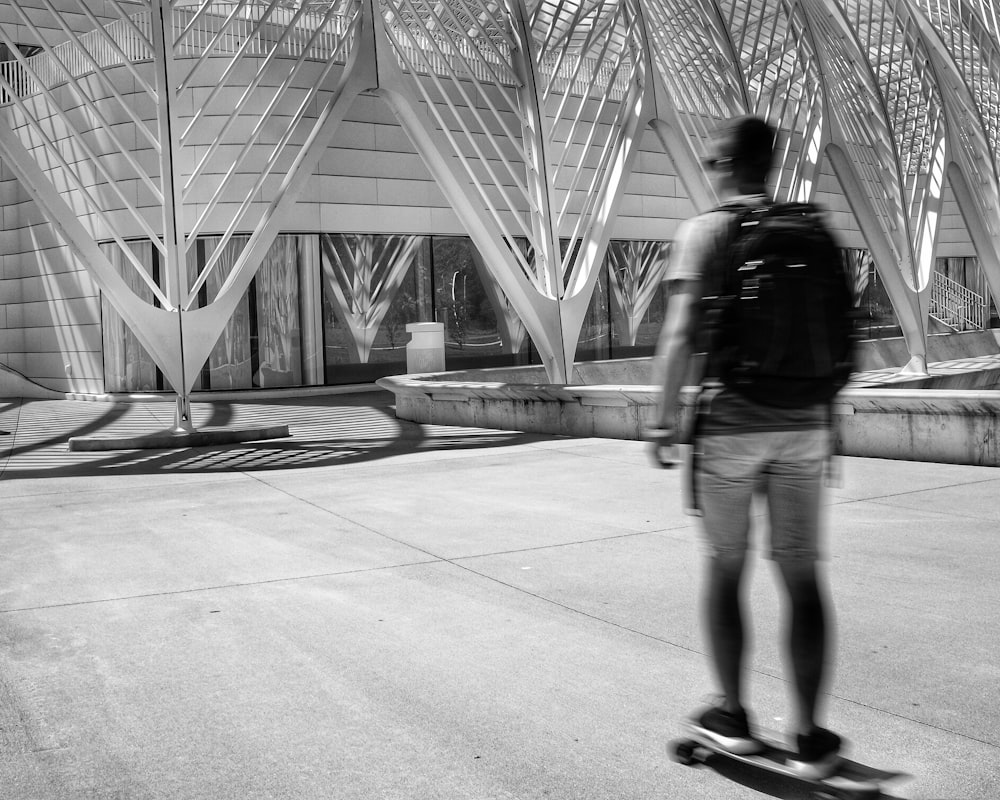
[{"xmin": 406, "ymin": 322, "xmax": 446, "ymax": 373}]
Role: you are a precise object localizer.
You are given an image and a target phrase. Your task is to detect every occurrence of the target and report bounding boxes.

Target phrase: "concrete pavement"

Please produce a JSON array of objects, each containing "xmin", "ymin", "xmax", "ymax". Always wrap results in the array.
[{"xmin": 0, "ymin": 391, "xmax": 997, "ymax": 799}]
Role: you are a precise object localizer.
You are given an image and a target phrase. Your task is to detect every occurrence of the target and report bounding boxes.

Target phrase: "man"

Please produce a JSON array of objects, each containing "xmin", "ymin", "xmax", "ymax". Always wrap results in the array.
[{"xmin": 650, "ymin": 116, "xmax": 845, "ymax": 779}]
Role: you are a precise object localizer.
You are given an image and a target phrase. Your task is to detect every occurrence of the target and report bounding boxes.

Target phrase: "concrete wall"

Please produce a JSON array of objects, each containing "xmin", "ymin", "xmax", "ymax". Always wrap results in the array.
[{"xmin": 378, "ymin": 369, "xmax": 1000, "ymax": 467}]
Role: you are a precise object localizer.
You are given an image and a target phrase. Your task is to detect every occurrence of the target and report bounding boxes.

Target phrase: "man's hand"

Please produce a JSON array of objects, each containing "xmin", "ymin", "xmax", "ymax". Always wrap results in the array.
[{"xmin": 643, "ymin": 427, "xmax": 680, "ymax": 469}]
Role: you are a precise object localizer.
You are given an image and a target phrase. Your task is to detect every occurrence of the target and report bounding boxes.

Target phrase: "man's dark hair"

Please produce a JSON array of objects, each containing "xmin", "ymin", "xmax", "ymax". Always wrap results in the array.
[{"xmin": 706, "ymin": 116, "xmax": 776, "ymax": 184}]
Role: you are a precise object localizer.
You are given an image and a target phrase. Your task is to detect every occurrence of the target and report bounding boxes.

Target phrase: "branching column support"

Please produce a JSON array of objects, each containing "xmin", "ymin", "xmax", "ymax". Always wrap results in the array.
[
  {"xmin": 635, "ymin": 1, "xmax": 742, "ymax": 212},
  {"xmin": 645, "ymin": 101, "xmax": 717, "ymax": 214},
  {"xmin": 508, "ymin": 0, "xmax": 563, "ymax": 305},
  {"xmin": 826, "ymin": 142, "xmax": 928, "ymax": 374},
  {"xmin": 903, "ymin": 0, "xmax": 1000, "ymax": 335},
  {"xmin": 150, "ymin": 0, "xmax": 193, "ymax": 431},
  {"xmin": 946, "ymin": 164, "xmax": 1000, "ymax": 311},
  {"xmin": 556, "ymin": 4, "xmax": 656, "ymax": 373},
  {"xmin": 804, "ymin": 0, "xmax": 929, "ymax": 375},
  {"xmin": 0, "ymin": 121, "xmax": 186, "ymax": 391},
  {"xmin": 178, "ymin": 2, "xmax": 376, "ymax": 391},
  {"xmin": 367, "ymin": 0, "xmax": 568, "ymax": 381},
  {"xmin": 538, "ymin": 0, "xmax": 656, "ymax": 373}
]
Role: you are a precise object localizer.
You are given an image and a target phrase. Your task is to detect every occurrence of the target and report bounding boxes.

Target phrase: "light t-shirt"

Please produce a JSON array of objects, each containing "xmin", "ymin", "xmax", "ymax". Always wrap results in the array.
[{"xmin": 665, "ymin": 195, "xmax": 829, "ymax": 434}]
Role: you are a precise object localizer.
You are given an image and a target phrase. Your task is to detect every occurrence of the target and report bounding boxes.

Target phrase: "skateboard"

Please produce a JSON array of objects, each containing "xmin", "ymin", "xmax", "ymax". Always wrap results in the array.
[{"xmin": 669, "ymin": 721, "xmax": 911, "ymax": 800}]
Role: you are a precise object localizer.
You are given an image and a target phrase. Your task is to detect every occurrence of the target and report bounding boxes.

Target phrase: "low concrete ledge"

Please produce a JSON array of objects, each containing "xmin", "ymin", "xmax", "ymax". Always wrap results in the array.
[
  {"xmin": 68, "ymin": 424, "xmax": 291, "ymax": 452},
  {"xmin": 834, "ymin": 389, "xmax": 1000, "ymax": 466},
  {"xmin": 378, "ymin": 374, "xmax": 664, "ymax": 441},
  {"xmin": 377, "ymin": 371, "xmax": 1000, "ymax": 467}
]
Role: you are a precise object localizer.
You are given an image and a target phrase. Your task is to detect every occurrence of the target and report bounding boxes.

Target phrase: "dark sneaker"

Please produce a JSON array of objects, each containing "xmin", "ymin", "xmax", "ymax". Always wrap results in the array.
[
  {"xmin": 690, "ymin": 705, "xmax": 764, "ymax": 755},
  {"xmin": 788, "ymin": 728, "xmax": 843, "ymax": 779}
]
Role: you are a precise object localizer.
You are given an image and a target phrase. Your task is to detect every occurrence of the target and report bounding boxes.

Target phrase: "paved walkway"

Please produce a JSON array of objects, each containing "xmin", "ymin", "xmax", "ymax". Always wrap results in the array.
[
  {"xmin": 850, "ymin": 351, "xmax": 1000, "ymax": 386},
  {"xmin": 0, "ymin": 391, "xmax": 997, "ymax": 799}
]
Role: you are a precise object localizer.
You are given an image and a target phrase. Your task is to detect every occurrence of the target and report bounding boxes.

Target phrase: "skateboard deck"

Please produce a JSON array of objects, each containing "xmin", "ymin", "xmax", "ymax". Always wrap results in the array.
[{"xmin": 670, "ymin": 720, "xmax": 911, "ymax": 800}]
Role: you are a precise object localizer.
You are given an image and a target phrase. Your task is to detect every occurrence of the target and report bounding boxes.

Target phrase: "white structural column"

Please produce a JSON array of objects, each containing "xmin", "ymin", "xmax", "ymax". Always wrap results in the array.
[
  {"xmin": 803, "ymin": 0, "xmax": 936, "ymax": 373},
  {"xmin": 508, "ymin": 0, "xmax": 563, "ymax": 305},
  {"xmin": 638, "ymin": 0, "xmax": 746, "ymax": 210},
  {"xmin": 639, "ymin": 0, "xmax": 988, "ymax": 376},
  {"xmin": 0, "ymin": 1, "xmax": 187, "ymax": 393},
  {"xmin": 176, "ymin": 0, "xmax": 370, "ymax": 392},
  {"xmin": 905, "ymin": 0, "xmax": 1000, "ymax": 322},
  {"xmin": 370, "ymin": 0, "xmax": 569, "ymax": 381},
  {"xmin": 0, "ymin": 0, "xmax": 370, "ymax": 405},
  {"xmin": 372, "ymin": 0, "xmax": 654, "ymax": 381},
  {"xmin": 530, "ymin": 0, "xmax": 656, "ymax": 372},
  {"xmin": 0, "ymin": 119, "xmax": 186, "ymax": 393},
  {"xmin": 150, "ymin": 0, "xmax": 194, "ymax": 427}
]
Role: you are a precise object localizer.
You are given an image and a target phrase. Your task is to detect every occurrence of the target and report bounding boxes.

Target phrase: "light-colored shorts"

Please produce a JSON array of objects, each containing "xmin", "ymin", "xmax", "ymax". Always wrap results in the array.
[{"xmin": 695, "ymin": 428, "xmax": 829, "ymax": 563}]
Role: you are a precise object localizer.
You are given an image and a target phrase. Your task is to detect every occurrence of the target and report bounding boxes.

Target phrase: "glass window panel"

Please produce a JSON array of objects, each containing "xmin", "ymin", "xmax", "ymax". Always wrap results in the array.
[
  {"xmin": 319, "ymin": 234, "xmax": 356, "ymax": 369},
  {"xmin": 851, "ymin": 249, "xmax": 900, "ymax": 340},
  {"xmin": 607, "ymin": 240, "xmax": 669, "ymax": 358},
  {"xmin": 610, "ymin": 280, "xmax": 667, "ymax": 356},
  {"xmin": 191, "ymin": 235, "xmax": 253, "ymax": 390},
  {"xmin": 253, "ymin": 235, "xmax": 304, "ymax": 388},
  {"xmin": 100, "ymin": 240, "xmax": 161, "ymax": 393},
  {"xmin": 367, "ymin": 276, "xmax": 421, "ymax": 364},
  {"xmin": 432, "ymin": 236, "xmax": 529, "ymax": 370},
  {"xmin": 575, "ymin": 266, "xmax": 611, "ymax": 362},
  {"xmin": 320, "ymin": 234, "xmax": 432, "ymax": 383},
  {"xmin": 564, "ymin": 238, "xmax": 610, "ymax": 363}
]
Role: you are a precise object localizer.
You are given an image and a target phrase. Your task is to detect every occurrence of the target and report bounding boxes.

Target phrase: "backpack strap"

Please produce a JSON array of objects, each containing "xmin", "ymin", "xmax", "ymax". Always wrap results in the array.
[{"xmin": 707, "ymin": 202, "xmax": 765, "ymax": 301}]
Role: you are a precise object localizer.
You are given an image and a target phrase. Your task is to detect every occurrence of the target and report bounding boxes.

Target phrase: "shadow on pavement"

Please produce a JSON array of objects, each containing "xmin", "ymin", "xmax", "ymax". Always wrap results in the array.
[
  {"xmin": 0, "ymin": 393, "xmax": 562, "ymax": 479},
  {"xmin": 680, "ymin": 752, "xmax": 916, "ymax": 800}
]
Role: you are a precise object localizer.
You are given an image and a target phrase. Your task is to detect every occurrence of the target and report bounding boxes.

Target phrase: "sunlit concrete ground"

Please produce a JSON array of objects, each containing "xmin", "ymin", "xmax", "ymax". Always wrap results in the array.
[{"xmin": 0, "ymin": 391, "xmax": 996, "ymax": 800}]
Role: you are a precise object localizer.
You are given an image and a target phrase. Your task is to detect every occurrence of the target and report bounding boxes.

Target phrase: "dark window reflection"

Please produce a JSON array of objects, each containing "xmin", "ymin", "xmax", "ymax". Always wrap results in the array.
[{"xmin": 102, "ymin": 232, "xmax": 674, "ymax": 391}]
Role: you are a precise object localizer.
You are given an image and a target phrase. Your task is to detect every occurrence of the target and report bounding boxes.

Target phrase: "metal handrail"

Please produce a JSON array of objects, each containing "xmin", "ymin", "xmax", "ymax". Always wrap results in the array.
[{"xmin": 929, "ymin": 270, "xmax": 987, "ymax": 331}]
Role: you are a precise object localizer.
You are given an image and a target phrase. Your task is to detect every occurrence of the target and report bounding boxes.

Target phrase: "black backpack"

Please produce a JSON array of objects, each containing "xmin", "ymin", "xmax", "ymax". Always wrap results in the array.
[{"xmin": 700, "ymin": 202, "xmax": 857, "ymax": 408}]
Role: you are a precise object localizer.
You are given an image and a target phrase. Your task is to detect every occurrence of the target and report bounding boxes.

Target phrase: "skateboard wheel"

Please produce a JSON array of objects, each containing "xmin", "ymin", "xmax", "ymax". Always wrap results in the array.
[{"xmin": 669, "ymin": 739, "xmax": 699, "ymax": 766}]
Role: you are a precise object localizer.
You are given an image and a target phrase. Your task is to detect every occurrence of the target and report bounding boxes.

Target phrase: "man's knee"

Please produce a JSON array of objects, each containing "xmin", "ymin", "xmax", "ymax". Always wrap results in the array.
[
  {"xmin": 708, "ymin": 550, "xmax": 748, "ymax": 582},
  {"xmin": 775, "ymin": 559, "xmax": 825, "ymax": 604}
]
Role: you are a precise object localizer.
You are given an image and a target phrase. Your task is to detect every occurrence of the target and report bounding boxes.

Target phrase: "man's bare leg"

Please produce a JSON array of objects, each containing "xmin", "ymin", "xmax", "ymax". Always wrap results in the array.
[
  {"xmin": 706, "ymin": 552, "xmax": 749, "ymax": 714},
  {"xmin": 775, "ymin": 559, "xmax": 831, "ymax": 734}
]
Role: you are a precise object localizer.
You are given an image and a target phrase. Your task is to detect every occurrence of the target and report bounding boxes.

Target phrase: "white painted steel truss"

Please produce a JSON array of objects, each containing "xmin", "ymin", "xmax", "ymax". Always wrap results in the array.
[{"xmin": 1, "ymin": 0, "xmax": 999, "ymax": 405}]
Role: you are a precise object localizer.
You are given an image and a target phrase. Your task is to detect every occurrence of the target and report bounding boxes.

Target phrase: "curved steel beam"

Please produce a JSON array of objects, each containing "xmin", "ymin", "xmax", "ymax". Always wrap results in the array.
[
  {"xmin": 903, "ymin": 0, "xmax": 1000, "ymax": 323},
  {"xmin": 802, "ymin": 0, "xmax": 929, "ymax": 373}
]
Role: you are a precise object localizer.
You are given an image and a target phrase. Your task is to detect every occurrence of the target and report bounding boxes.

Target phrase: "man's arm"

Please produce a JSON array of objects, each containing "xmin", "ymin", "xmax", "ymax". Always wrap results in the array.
[
  {"xmin": 650, "ymin": 279, "xmax": 699, "ymax": 438},
  {"xmin": 644, "ymin": 212, "xmax": 717, "ymax": 463},
  {"xmin": 645, "ymin": 280, "xmax": 699, "ymax": 468}
]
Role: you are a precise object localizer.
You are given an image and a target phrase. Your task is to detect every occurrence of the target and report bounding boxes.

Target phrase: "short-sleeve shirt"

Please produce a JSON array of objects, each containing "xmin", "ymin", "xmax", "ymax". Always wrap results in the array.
[{"xmin": 665, "ymin": 194, "xmax": 829, "ymax": 434}]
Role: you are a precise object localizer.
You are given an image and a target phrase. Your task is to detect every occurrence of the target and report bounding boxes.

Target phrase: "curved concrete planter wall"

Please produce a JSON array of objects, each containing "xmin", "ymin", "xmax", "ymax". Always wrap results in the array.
[
  {"xmin": 833, "ymin": 390, "xmax": 1000, "ymax": 466},
  {"xmin": 378, "ymin": 359, "xmax": 1000, "ymax": 467}
]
